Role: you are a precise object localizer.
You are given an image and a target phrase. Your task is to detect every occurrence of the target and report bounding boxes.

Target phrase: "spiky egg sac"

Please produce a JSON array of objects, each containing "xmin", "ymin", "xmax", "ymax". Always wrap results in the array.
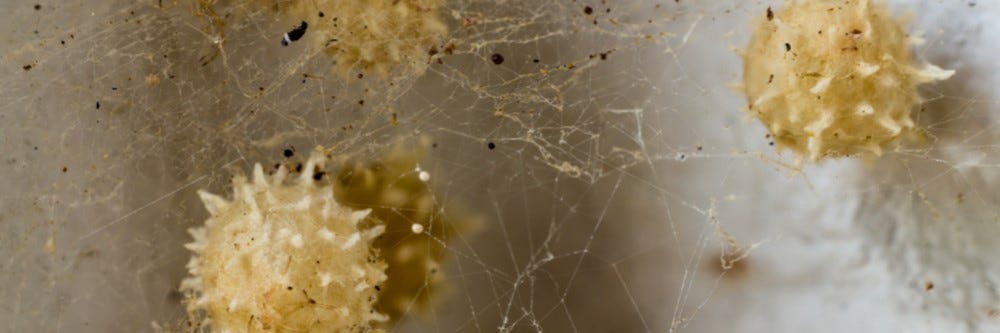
[
  {"xmin": 742, "ymin": 0, "xmax": 954, "ymax": 162},
  {"xmin": 181, "ymin": 154, "xmax": 388, "ymax": 333}
]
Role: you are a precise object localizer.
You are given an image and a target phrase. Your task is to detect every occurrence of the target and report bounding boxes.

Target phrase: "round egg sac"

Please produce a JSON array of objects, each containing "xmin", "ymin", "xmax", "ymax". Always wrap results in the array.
[
  {"xmin": 180, "ymin": 154, "xmax": 388, "ymax": 333},
  {"xmin": 742, "ymin": 0, "xmax": 954, "ymax": 162}
]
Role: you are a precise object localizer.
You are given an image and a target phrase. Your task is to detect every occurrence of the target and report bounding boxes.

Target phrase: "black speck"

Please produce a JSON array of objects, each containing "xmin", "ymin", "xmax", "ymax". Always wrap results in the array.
[
  {"xmin": 313, "ymin": 171, "xmax": 326, "ymax": 181},
  {"xmin": 281, "ymin": 21, "xmax": 308, "ymax": 46},
  {"xmin": 766, "ymin": 7, "xmax": 773, "ymax": 21},
  {"xmin": 22, "ymin": 64, "xmax": 32, "ymax": 71},
  {"xmin": 287, "ymin": 286, "xmax": 293, "ymax": 290},
  {"xmin": 584, "ymin": 6, "xmax": 593, "ymax": 15},
  {"xmin": 318, "ymin": 11, "xmax": 325, "ymax": 17},
  {"xmin": 487, "ymin": 142, "xmax": 496, "ymax": 150},
  {"xmin": 599, "ymin": 53, "xmax": 608, "ymax": 60},
  {"xmin": 532, "ymin": 58, "xmax": 540, "ymax": 63},
  {"xmin": 784, "ymin": 43, "xmax": 791, "ymax": 52},
  {"xmin": 34, "ymin": 4, "xmax": 41, "ymax": 10},
  {"xmin": 358, "ymin": 100, "xmax": 364, "ymax": 105},
  {"xmin": 62, "ymin": 166, "xmax": 67, "ymax": 173},
  {"xmin": 96, "ymin": 101, "xmax": 100, "ymax": 109},
  {"xmin": 374, "ymin": 285, "xmax": 381, "ymax": 291},
  {"xmin": 491, "ymin": 53, "xmax": 504, "ymax": 65},
  {"xmin": 283, "ymin": 149, "xmax": 294, "ymax": 158}
]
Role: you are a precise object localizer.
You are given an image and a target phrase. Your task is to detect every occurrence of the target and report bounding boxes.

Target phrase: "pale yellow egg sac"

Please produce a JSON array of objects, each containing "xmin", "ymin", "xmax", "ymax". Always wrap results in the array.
[
  {"xmin": 742, "ymin": 0, "xmax": 954, "ymax": 162},
  {"xmin": 180, "ymin": 153, "xmax": 388, "ymax": 333}
]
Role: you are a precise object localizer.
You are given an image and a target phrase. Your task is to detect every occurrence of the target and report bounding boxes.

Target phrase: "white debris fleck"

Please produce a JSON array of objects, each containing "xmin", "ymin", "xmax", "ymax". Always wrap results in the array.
[{"xmin": 411, "ymin": 223, "xmax": 424, "ymax": 234}]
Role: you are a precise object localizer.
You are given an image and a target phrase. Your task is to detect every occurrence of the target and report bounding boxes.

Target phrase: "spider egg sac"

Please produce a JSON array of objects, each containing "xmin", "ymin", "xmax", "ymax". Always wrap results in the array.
[
  {"xmin": 742, "ymin": 0, "xmax": 954, "ymax": 162},
  {"xmin": 180, "ymin": 153, "xmax": 388, "ymax": 333}
]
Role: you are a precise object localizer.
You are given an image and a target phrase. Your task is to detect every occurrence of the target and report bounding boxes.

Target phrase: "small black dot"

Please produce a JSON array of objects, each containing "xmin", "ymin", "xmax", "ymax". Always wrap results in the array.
[
  {"xmin": 318, "ymin": 11, "xmax": 325, "ymax": 17},
  {"xmin": 283, "ymin": 149, "xmax": 294, "ymax": 158},
  {"xmin": 34, "ymin": 4, "xmax": 41, "ymax": 10},
  {"xmin": 96, "ymin": 101, "xmax": 100, "ymax": 109},
  {"xmin": 532, "ymin": 58, "xmax": 540, "ymax": 63},
  {"xmin": 784, "ymin": 43, "xmax": 791, "ymax": 52},
  {"xmin": 584, "ymin": 6, "xmax": 593, "ymax": 15},
  {"xmin": 313, "ymin": 171, "xmax": 326, "ymax": 181},
  {"xmin": 487, "ymin": 142, "xmax": 496, "ymax": 150},
  {"xmin": 287, "ymin": 286, "xmax": 293, "ymax": 290},
  {"xmin": 491, "ymin": 53, "xmax": 504, "ymax": 65}
]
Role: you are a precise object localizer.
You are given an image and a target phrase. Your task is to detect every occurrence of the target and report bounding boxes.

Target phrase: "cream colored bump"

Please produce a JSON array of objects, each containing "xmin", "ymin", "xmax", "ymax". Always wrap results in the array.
[
  {"xmin": 805, "ymin": 112, "xmax": 833, "ymax": 135},
  {"xmin": 227, "ymin": 298, "xmax": 240, "ymax": 312},
  {"xmin": 878, "ymin": 117, "xmax": 903, "ymax": 135},
  {"xmin": 856, "ymin": 62, "xmax": 880, "ymax": 77},
  {"xmin": 856, "ymin": 102, "xmax": 875, "ymax": 116},
  {"xmin": 277, "ymin": 228, "xmax": 292, "ymax": 239},
  {"xmin": 197, "ymin": 191, "xmax": 228, "ymax": 216},
  {"xmin": 252, "ymin": 164, "xmax": 267, "ymax": 186},
  {"xmin": 809, "ymin": 77, "xmax": 832, "ymax": 94},
  {"xmin": 319, "ymin": 227, "xmax": 336, "ymax": 241},
  {"xmin": 364, "ymin": 225, "xmax": 386, "ymax": 240},
  {"xmin": 319, "ymin": 272, "xmax": 333, "ymax": 287},
  {"xmin": 290, "ymin": 234, "xmax": 304, "ymax": 248},
  {"xmin": 341, "ymin": 233, "xmax": 361, "ymax": 250},
  {"xmin": 866, "ymin": 142, "xmax": 884, "ymax": 155},
  {"xmin": 807, "ymin": 137, "xmax": 822, "ymax": 160},
  {"xmin": 350, "ymin": 209, "xmax": 372, "ymax": 224},
  {"xmin": 352, "ymin": 265, "xmax": 367, "ymax": 278},
  {"xmin": 917, "ymin": 64, "xmax": 956, "ymax": 82}
]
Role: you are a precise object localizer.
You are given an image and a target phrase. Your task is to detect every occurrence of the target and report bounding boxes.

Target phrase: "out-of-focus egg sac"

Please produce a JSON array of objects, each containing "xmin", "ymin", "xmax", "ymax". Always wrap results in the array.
[
  {"xmin": 231, "ymin": 0, "xmax": 448, "ymax": 77},
  {"xmin": 333, "ymin": 137, "xmax": 479, "ymax": 327}
]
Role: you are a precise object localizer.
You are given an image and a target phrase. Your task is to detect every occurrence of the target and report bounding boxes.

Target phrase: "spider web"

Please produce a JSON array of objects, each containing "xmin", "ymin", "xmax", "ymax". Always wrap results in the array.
[{"xmin": 2, "ymin": 0, "xmax": 1000, "ymax": 332}]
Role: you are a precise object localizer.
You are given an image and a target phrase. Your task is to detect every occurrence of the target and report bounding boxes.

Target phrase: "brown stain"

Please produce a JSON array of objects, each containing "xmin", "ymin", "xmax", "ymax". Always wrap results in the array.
[{"xmin": 707, "ymin": 249, "xmax": 751, "ymax": 280}]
